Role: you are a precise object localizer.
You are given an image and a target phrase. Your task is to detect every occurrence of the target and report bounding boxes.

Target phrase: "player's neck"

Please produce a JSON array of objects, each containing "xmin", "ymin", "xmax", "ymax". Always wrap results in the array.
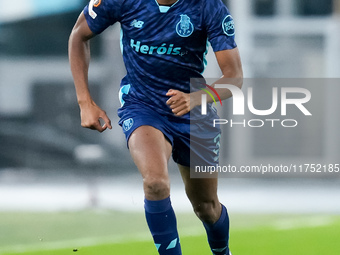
[{"xmin": 157, "ymin": 0, "xmax": 177, "ymax": 6}]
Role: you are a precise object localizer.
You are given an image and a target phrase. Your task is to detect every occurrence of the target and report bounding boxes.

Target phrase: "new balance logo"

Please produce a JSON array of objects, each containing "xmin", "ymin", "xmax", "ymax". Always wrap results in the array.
[{"xmin": 130, "ymin": 19, "xmax": 144, "ymax": 28}]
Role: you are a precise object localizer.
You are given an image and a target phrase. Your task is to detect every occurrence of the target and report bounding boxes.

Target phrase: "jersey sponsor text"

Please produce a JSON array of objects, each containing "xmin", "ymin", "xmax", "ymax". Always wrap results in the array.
[{"xmin": 130, "ymin": 39, "xmax": 182, "ymax": 55}]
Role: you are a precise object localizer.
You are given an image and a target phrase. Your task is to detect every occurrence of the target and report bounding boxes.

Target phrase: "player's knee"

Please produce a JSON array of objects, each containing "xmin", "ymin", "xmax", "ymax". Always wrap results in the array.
[
  {"xmin": 192, "ymin": 200, "xmax": 219, "ymax": 224},
  {"xmin": 143, "ymin": 177, "xmax": 170, "ymax": 200}
]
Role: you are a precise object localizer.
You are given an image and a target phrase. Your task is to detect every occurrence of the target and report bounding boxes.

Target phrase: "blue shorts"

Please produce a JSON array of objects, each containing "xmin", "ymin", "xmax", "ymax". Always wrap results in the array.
[{"xmin": 118, "ymin": 102, "xmax": 221, "ymax": 167}]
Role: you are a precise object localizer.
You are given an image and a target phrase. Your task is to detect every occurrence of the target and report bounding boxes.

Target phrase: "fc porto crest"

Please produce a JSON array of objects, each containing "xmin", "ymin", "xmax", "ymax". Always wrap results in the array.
[
  {"xmin": 123, "ymin": 118, "xmax": 134, "ymax": 132},
  {"xmin": 176, "ymin": 14, "xmax": 194, "ymax": 37},
  {"xmin": 222, "ymin": 15, "xmax": 235, "ymax": 36}
]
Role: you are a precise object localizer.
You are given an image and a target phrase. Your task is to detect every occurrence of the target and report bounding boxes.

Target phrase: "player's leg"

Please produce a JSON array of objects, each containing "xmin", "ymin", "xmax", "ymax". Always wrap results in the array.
[
  {"xmin": 129, "ymin": 125, "xmax": 172, "ymax": 200},
  {"xmin": 178, "ymin": 164, "xmax": 230, "ymax": 255},
  {"xmin": 128, "ymin": 125, "xmax": 182, "ymax": 255}
]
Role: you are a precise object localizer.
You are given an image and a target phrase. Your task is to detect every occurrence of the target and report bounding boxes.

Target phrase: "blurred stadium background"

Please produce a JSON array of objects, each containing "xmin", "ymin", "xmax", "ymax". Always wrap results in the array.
[{"xmin": 1, "ymin": 0, "xmax": 340, "ymax": 254}]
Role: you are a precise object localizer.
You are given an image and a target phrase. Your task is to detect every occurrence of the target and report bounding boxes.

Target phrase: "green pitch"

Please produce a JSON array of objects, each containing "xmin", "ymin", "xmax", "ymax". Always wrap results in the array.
[{"xmin": 0, "ymin": 211, "xmax": 339, "ymax": 255}]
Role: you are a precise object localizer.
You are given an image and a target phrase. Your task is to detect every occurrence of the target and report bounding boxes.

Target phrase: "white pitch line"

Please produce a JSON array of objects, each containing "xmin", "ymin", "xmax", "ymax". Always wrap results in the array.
[
  {"xmin": 273, "ymin": 215, "xmax": 334, "ymax": 231},
  {"xmin": 0, "ymin": 226, "xmax": 205, "ymax": 254},
  {"xmin": 0, "ymin": 234, "xmax": 148, "ymax": 254}
]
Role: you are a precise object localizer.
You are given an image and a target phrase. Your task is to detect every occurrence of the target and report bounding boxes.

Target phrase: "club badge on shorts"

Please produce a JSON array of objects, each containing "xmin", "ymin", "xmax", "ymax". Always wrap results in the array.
[{"xmin": 123, "ymin": 118, "xmax": 134, "ymax": 132}]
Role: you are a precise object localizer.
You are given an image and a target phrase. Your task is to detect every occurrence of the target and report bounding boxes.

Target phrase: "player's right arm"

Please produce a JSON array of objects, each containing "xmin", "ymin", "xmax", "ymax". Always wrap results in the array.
[{"xmin": 68, "ymin": 12, "xmax": 112, "ymax": 132}]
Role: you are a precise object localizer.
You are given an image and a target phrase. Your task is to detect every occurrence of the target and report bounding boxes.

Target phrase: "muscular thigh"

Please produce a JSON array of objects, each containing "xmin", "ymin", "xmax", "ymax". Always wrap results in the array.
[
  {"xmin": 128, "ymin": 125, "xmax": 172, "ymax": 182},
  {"xmin": 178, "ymin": 164, "xmax": 218, "ymax": 204}
]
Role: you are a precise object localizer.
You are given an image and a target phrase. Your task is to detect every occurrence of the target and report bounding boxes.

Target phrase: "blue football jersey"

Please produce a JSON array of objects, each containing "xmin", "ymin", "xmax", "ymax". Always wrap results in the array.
[{"xmin": 83, "ymin": 0, "xmax": 237, "ymax": 120}]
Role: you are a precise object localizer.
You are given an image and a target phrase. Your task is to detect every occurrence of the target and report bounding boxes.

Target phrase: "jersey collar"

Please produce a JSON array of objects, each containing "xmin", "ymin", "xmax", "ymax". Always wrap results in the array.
[{"xmin": 154, "ymin": 0, "xmax": 181, "ymax": 13}]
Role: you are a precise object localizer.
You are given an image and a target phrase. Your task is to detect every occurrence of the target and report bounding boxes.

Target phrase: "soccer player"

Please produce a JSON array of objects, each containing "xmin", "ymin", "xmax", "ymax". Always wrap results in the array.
[{"xmin": 69, "ymin": 0, "xmax": 243, "ymax": 254}]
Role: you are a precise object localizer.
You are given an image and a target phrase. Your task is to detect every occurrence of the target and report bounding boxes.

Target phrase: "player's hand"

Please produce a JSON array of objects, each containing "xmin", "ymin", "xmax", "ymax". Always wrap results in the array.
[
  {"xmin": 166, "ymin": 89, "xmax": 195, "ymax": 116},
  {"xmin": 79, "ymin": 100, "xmax": 112, "ymax": 132}
]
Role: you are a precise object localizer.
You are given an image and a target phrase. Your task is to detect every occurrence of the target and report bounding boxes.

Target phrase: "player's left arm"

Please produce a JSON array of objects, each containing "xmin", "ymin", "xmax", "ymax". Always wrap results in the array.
[
  {"xmin": 208, "ymin": 46, "xmax": 243, "ymax": 100},
  {"xmin": 166, "ymin": 47, "xmax": 243, "ymax": 116}
]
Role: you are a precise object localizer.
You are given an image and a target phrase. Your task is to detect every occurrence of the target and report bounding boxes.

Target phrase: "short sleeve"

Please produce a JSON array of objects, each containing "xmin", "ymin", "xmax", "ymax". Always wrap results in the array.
[
  {"xmin": 203, "ymin": 0, "xmax": 237, "ymax": 52},
  {"xmin": 83, "ymin": 0, "xmax": 123, "ymax": 34}
]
